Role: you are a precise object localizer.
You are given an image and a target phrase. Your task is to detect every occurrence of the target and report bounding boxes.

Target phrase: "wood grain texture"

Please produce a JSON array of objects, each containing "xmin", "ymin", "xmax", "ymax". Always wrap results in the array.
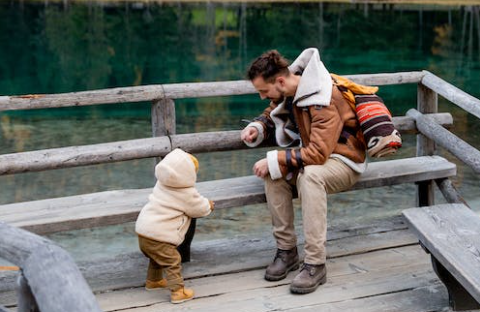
[
  {"xmin": 0, "ymin": 156, "xmax": 456, "ymax": 235},
  {"xmin": 0, "ymin": 216, "xmax": 418, "ymax": 306},
  {"xmin": 0, "ymin": 72, "xmax": 423, "ymax": 111},
  {"xmin": 95, "ymin": 244, "xmax": 442, "ymax": 312},
  {"xmin": 0, "ymin": 222, "xmax": 102, "ymax": 312},
  {"xmin": 0, "ymin": 113, "xmax": 452, "ymax": 176},
  {"xmin": 407, "ymin": 109, "xmax": 480, "ymax": 174},
  {"xmin": 403, "ymin": 203, "xmax": 480, "ymax": 303},
  {"xmin": 436, "ymin": 178, "xmax": 469, "ymax": 206},
  {"xmin": 422, "ymin": 71, "xmax": 480, "ymax": 120},
  {"xmin": 416, "ymin": 83, "xmax": 438, "ymax": 206}
]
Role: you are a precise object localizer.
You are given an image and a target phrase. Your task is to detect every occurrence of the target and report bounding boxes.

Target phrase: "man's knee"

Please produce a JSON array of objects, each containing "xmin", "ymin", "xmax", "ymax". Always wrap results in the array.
[
  {"xmin": 298, "ymin": 166, "xmax": 328, "ymax": 188},
  {"xmin": 265, "ymin": 175, "xmax": 291, "ymax": 190}
]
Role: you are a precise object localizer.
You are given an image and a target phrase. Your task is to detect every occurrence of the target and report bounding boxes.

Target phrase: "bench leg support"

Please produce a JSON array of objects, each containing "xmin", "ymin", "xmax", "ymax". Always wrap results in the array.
[
  {"xmin": 431, "ymin": 256, "xmax": 480, "ymax": 311},
  {"xmin": 177, "ymin": 218, "xmax": 196, "ymax": 263},
  {"xmin": 416, "ymin": 180, "xmax": 434, "ymax": 207}
]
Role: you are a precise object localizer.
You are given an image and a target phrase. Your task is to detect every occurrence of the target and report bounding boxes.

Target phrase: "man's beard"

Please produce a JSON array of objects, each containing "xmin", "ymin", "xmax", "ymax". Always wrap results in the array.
[
  {"xmin": 271, "ymin": 96, "xmax": 285, "ymax": 104},
  {"xmin": 270, "ymin": 87, "xmax": 285, "ymax": 104}
]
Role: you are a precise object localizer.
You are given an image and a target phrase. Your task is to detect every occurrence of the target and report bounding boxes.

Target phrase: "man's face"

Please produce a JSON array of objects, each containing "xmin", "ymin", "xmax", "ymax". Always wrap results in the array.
[{"xmin": 252, "ymin": 76, "xmax": 284, "ymax": 103}]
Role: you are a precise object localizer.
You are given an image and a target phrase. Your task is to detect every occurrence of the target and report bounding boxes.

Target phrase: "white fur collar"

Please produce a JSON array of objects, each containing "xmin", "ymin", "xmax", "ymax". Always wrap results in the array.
[{"xmin": 288, "ymin": 48, "xmax": 332, "ymax": 107}]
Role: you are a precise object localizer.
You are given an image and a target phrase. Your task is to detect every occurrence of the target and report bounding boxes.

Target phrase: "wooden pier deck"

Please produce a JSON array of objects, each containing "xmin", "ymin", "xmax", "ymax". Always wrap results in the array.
[{"xmin": 93, "ymin": 216, "xmax": 449, "ymax": 312}]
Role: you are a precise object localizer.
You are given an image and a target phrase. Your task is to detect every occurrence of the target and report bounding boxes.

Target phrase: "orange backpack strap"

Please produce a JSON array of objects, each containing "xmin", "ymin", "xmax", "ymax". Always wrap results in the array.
[
  {"xmin": 331, "ymin": 74, "xmax": 356, "ymax": 111},
  {"xmin": 331, "ymin": 73, "xmax": 379, "ymax": 95}
]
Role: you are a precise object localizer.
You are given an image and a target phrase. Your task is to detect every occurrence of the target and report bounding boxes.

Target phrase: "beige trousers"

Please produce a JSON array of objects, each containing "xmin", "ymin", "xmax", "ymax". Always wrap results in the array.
[
  {"xmin": 138, "ymin": 236, "xmax": 184, "ymax": 290},
  {"xmin": 265, "ymin": 158, "xmax": 360, "ymax": 265}
]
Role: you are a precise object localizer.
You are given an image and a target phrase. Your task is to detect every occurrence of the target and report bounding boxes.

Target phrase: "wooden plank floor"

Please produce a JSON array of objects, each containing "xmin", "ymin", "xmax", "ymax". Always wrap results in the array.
[
  {"xmin": 97, "ymin": 245, "xmax": 449, "ymax": 312},
  {"xmin": 0, "ymin": 216, "xmax": 452, "ymax": 311},
  {"xmin": 93, "ymin": 218, "xmax": 450, "ymax": 312}
]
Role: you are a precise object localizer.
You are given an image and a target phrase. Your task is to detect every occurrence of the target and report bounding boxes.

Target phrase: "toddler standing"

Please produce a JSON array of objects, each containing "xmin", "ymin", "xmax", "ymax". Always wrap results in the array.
[{"xmin": 135, "ymin": 148, "xmax": 214, "ymax": 304}]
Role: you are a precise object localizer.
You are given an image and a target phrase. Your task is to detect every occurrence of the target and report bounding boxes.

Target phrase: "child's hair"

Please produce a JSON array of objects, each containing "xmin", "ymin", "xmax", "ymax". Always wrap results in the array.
[
  {"xmin": 247, "ymin": 50, "xmax": 290, "ymax": 83},
  {"xmin": 189, "ymin": 154, "xmax": 199, "ymax": 172}
]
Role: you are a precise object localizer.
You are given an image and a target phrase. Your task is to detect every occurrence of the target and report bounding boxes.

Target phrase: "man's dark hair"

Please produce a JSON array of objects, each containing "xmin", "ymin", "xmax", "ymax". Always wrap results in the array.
[{"xmin": 247, "ymin": 50, "xmax": 290, "ymax": 83}]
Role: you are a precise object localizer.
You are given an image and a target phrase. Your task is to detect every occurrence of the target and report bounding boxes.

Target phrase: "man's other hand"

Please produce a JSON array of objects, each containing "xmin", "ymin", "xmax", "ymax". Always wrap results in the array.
[
  {"xmin": 253, "ymin": 158, "xmax": 269, "ymax": 178},
  {"xmin": 241, "ymin": 126, "xmax": 259, "ymax": 143}
]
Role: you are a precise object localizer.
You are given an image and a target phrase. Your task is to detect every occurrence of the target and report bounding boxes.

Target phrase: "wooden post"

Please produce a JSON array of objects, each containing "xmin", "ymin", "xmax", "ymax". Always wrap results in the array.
[
  {"xmin": 416, "ymin": 83, "xmax": 438, "ymax": 206},
  {"xmin": 151, "ymin": 98, "xmax": 194, "ymax": 261},
  {"xmin": 151, "ymin": 98, "xmax": 176, "ymax": 164}
]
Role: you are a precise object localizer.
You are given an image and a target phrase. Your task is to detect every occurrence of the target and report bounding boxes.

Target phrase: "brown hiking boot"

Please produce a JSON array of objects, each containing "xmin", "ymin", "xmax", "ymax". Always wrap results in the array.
[
  {"xmin": 145, "ymin": 278, "xmax": 167, "ymax": 290},
  {"xmin": 171, "ymin": 287, "xmax": 194, "ymax": 304},
  {"xmin": 265, "ymin": 247, "xmax": 300, "ymax": 281},
  {"xmin": 290, "ymin": 263, "xmax": 327, "ymax": 294}
]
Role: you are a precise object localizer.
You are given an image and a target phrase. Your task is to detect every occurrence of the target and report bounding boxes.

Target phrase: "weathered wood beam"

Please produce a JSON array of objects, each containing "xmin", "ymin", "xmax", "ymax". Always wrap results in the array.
[
  {"xmin": 0, "ymin": 222, "xmax": 101, "ymax": 312},
  {"xmin": 0, "ymin": 305, "xmax": 11, "ymax": 312},
  {"xmin": 170, "ymin": 131, "xmax": 247, "ymax": 153},
  {"xmin": 416, "ymin": 82, "xmax": 438, "ymax": 206},
  {"xmin": 407, "ymin": 109, "xmax": 480, "ymax": 174},
  {"xmin": 435, "ymin": 178, "xmax": 469, "ymax": 207},
  {"xmin": 0, "ymin": 216, "xmax": 417, "ymax": 306},
  {"xmin": 0, "ymin": 72, "xmax": 423, "ymax": 111},
  {"xmin": 403, "ymin": 204, "xmax": 480, "ymax": 309},
  {"xmin": 347, "ymin": 71, "xmax": 424, "ymax": 86},
  {"xmin": 0, "ymin": 136, "xmax": 172, "ymax": 175},
  {"xmin": 0, "ymin": 131, "xmax": 246, "ymax": 175},
  {"xmin": 0, "ymin": 156, "xmax": 455, "ymax": 236},
  {"xmin": 421, "ymin": 71, "xmax": 480, "ymax": 120},
  {"xmin": 392, "ymin": 113, "xmax": 451, "ymax": 133},
  {"xmin": 17, "ymin": 274, "xmax": 38, "ymax": 312},
  {"xmin": 0, "ymin": 114, "xmax": 451, "ymax": 176},
  {"xmin": 151, "ymin": 98, "xmax": 176, "ymax": 165}
]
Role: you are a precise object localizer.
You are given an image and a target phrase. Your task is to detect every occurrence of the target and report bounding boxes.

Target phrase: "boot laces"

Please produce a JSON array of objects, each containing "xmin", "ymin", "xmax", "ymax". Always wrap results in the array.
[
  {"xmin": 301, "ymin": 263, "xmax": 317, "ymax": 276},
  {"xmin": 275, "ymin": 249, "xmax": 287, "ymax": 261},
  {"xmin": 275, "ymin": 249, "xmax": 292, "ymax": 262}
]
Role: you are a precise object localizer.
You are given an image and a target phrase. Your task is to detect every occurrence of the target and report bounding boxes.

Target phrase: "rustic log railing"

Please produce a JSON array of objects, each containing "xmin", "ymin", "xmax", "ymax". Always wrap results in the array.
[
  {"xmin": 0, "ymin": 115, "xmax": 452, "ymax": 175},
  {"xmin": 0, "ymin": 222, "xmax": 102, "ymax": 312},
  {"xmin": 0, "ymin": 71, "xmax": 448, "ymax": 176},
  {"xmin": 0, "ymin": 72, "xmax": 424, "ymax": 111},
  {"xmin": 0, "ymin": 70, "xmax": 479, "ymax": 311}
]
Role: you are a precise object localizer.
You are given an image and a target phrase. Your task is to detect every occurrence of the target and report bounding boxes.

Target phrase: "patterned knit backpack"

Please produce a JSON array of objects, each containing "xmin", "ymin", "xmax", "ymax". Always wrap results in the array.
[{"xmin": 331, "ymin": 74, "xmax": 402, "ymax": 158}]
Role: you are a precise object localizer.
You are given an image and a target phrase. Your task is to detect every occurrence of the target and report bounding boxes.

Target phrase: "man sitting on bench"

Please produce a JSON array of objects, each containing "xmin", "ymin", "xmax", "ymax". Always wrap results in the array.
[{"xmin": 240, "ymin": 48, "xmax": 366, "ymax": 294}]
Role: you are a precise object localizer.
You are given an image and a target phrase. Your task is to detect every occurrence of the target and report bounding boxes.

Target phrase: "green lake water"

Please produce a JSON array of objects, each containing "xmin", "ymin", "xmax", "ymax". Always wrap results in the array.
[{"xmin": 1, "ymin": 1, "xmax": 479, "ymax": 261}]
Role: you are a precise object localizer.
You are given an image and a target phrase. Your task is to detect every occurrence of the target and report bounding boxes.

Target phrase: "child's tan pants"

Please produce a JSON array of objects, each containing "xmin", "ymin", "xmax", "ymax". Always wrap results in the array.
[{"xmin": 138, "ymin": 236, "xmax": 183, "ymax": 290}]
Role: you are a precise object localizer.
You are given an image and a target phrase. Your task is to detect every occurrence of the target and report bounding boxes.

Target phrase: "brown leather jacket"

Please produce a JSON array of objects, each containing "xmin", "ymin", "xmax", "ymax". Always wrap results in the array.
[{"xmin": 256, "ymin": 85, "xmax": 366, "ymax": 177}]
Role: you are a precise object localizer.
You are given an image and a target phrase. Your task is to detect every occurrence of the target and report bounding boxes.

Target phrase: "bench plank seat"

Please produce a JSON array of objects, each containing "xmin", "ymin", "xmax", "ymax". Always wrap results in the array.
[
  {"xmin": 403, "ymin": 203, "xmax": 480, "ymax": 310},
  {"xmin": 0, "ymin": 155, "xmax": 456, "ymax": 235}
]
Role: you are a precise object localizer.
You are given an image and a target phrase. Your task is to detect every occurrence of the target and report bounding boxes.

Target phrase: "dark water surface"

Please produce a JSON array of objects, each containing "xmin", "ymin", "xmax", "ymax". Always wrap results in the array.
[{"xmin": 1, "ymin": 1, "xmax": 479, "ymax": 260}]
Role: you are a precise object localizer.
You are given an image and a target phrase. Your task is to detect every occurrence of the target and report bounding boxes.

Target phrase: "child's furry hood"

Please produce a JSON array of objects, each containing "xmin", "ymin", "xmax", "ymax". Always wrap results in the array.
[{"xmin": 155, "ymin": 148, "xmax": 196, "ymax": 188}]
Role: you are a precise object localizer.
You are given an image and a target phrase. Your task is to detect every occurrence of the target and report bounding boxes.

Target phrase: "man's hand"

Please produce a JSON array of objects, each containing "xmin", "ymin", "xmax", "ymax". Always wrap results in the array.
[
  {"xmin": 241, "ymin": 126, "xmax": 259, "ymax": 143},
  {"xmin": 253, "ymin": 158, "xmax": 269, "ymax": 178}
]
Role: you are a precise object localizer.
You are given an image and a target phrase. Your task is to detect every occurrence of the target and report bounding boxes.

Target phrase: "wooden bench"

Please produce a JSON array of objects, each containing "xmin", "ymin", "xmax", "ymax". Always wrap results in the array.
[
  {"xmin": 403, "ymin": 204, "xmax": 480, "ymax": 311},
  {"xmin": 0, "ymin": 155, "xmax": 456, "ymax": 237}
]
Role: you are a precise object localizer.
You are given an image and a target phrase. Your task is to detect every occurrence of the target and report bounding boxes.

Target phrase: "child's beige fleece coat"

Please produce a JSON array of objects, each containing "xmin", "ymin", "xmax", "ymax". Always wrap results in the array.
[{"xmin": 135, "ymin": 148, "xmax": 211, "ymax": 246}]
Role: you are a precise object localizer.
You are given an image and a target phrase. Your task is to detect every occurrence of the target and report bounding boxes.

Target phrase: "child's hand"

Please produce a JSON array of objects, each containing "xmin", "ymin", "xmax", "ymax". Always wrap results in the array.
[{"xmin": 209, "ymin": 200, "xmax": 215, "ymax": 211}]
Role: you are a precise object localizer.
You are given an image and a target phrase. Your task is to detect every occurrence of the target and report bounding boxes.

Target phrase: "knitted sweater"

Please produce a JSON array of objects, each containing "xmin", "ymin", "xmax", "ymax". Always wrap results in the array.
[{"xmin": 135, "ymin": 148, "xmax": 211, "ymax": 246}]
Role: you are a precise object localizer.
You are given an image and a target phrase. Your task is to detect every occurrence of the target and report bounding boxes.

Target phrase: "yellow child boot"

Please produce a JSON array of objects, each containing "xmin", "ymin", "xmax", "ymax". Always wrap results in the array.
[
  {"xmin": 170, "ymin": 287, "xmax": 194, "ymax": 304},
  {"xmin": 145, "ymin": 278, "xmax": 167, "ymax": 290}
]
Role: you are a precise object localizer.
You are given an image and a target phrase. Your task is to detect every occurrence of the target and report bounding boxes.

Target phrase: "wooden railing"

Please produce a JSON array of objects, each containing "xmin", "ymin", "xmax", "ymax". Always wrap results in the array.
[
  {"xmin": 1, "ymin": 70, "xmax": 478, "ymax": 198},
  {"xmin": 1, "ymin": 70, "xmax": 480, "ymax": 311},
  {"xmin": 0, "ymin": 222, "xmax": 102, "ymax": 312},
  {"xmin": 0, "ymin": 71, "xmax": 443, "ymax": 175}
]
